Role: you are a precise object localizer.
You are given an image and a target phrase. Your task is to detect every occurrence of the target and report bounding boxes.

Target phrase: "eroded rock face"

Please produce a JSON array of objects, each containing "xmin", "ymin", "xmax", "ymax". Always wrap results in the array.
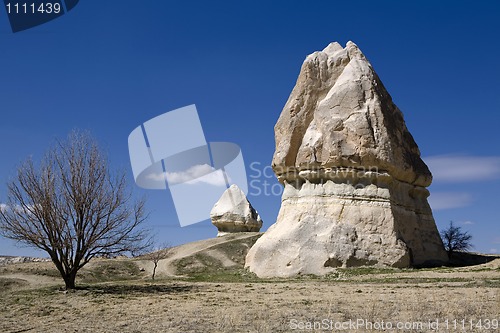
[
  {"xmin": 211, "ymin": 185, "xmax": 263, "ymax": 236},
  {"xmin": 245, "ymin": 41, "xmax": 448, "ymax": 277},
  {"xmin": 0, "ymin": 256, "xmax": 51, "ymax": 266}
]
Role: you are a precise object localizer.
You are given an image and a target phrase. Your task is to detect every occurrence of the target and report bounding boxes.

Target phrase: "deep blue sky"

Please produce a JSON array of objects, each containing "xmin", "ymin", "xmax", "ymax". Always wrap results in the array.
[{"xmin": 1, "ymin": 1, "xmax": 499, "ymax": 256}]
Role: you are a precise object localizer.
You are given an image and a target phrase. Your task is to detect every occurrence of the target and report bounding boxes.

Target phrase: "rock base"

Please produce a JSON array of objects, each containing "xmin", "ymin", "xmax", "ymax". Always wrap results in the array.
[{"xmin": 245, "ymin": 176, "xmax": 448, "ymax": 277}]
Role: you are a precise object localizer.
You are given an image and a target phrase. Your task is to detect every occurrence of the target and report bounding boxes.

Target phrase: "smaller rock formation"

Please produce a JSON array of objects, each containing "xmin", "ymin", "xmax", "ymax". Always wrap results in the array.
[{"xmin": 211, "ymin": 185, "xmax": 263, "ymax": 236}]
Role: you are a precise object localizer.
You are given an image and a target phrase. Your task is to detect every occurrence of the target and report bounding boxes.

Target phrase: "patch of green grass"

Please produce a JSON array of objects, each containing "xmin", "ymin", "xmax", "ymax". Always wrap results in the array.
[
  {"xmin": 0, "ymin": 263, "xmax": 61, "ymax": 278},
  {"xmin": 208, "ymin": 234, "xmax": 262, "ymax": 266},
  {"xmin": 184, "ymin": 269, "xmax": 262, "ymax": 283},
  {"xmin": 356, "ymin": 277, "xmax": 472, "ymax": 284},
  {"xmin": 173, "ymin": 259, "xmax": 477, "ymax": 284},
  {"xmin": 78, "ymin": 260, "xmax": 144, "ymax": 283},
  {"xmin": 173, "ymin": 234, "xmax": 263, "ymax": 278},
  {"xmin": 466, "ymin": 278, "xmax": 500, "ymax": 288},
  {"xmin": 175, "ymin": 253, "xmax": 226, "ymax": 275},
  {"xmin": 3, "ymin": 286, "xmax": 60, "ymax": 306},
  {"xmin": 34, "ymin": 267, "xmax": 61, "ymax": 278},
  {"xmin": 469, "ymin": 267, "xmax": 494, "ymax": 272},
  {"xmin": 485, "ymin": 279, "xmax": 500, "ymax": 287},
  {"xmin": 335, "ymin": 267, "xmax": 403, "ymax": 276},
  {"xmin": 1, "ymin": 258, "xmax": 145, "ymax": 285},
  {"xmin": 412, "ymin": 266, "xmax": 455, "ymax": 273}
]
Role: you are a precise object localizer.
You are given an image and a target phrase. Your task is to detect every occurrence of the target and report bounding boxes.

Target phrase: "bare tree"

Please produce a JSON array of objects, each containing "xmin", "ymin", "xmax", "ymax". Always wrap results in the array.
[
  {"xmin": 0, "ymin": 131, "xmax": 149, "ymax": 289},
  {"xmin": 440, "ymin": 221, "xmax": 473, "ymax": 259},
  {"xmin": 142, "ymin": 242, "xmax": 171, "ymax": 280}
]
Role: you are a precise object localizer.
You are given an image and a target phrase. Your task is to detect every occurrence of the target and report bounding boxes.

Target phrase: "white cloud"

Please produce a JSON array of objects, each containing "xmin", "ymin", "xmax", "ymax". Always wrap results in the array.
[
  {"xmin": 146, "ymin": 164, "xmax": 228, "ymax": 187},
  {"xmin": 461, "ymin": 221, "xmax": 475, "ymax": 225},
  {"xmin": 0, "ymin": 203, "xmax": 40, "ymax": 215},
  {"xmin": 184, "ymin": 168, "xmax": 230, "ymax": 187},
  {"xmin": 428, "ymin": 192, "xmax": 473, "ymax": 210},
  {"xmin": 489, "ymin": 248, "xmax": 498, "ymax": 254},
  {"xmin": 145, "ymin": 172, "xmax": 166, "ymax": 182},
  {"xmin": 424, "ymin": 154, "xmax": 500, "ymax": 183},
  {"xmin": 168, "ymin": 164, "xmax": 215, "ymax": 184}
]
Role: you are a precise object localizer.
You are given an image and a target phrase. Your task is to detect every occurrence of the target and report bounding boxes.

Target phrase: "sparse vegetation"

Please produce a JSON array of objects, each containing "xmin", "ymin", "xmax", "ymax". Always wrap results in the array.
[
  {"xmin": 0, "ymin": 277, "xmax": 28, "ymax": 291},
  {"xmin": 440, "ymin": 221, "xmax": 473, "ymax": 259},
  {"xmin": 77, "ymin": 259, "xmax": 144, "ymax": 283},
  {"xmin": 141, "ymin": 243, "xmax": 171, "ymax": 280},
  {"xmin": 0, "ymin": 266, "xmax": 498, "ymax": 332},
  {"xmin": 0, "ymin": 234, "xmax": 498, "ymax": 332},
  {"xmin": 173, "ymin": 234, "xmax": 262, "ymax": 276}
]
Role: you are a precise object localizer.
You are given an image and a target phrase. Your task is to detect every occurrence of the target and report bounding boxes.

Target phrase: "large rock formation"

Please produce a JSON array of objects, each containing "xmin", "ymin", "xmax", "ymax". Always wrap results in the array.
[
  {"xmin": 211, "ymin": 185, "xmax": 263, "ymax": 236},
  {"xmin": 245, "ymin": 41, "xmax": 448, "ymax": 277}
]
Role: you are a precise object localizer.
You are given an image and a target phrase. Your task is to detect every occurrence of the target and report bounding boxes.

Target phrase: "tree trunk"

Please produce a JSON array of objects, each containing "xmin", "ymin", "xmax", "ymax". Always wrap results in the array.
[
  {"xmin": 447, "ymin": 249, "xmax": 453, "ymax": 260},
  {"xmin": 152, "ymin": 262, "xmax": 158, "ymax": 281},
  {"xmin": 63, "ymin": 270, "xmax": 78, "ymax": 290},
  {"xmin": 50, "ymin": 257, "xmax": 78, "ymax": 290}
]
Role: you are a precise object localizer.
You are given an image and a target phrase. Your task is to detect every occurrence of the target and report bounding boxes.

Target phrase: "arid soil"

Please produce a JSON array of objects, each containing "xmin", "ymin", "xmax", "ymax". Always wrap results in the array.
[{"xmin": 0, "ymin": 258, "xmax": 498, "ymax": 333}]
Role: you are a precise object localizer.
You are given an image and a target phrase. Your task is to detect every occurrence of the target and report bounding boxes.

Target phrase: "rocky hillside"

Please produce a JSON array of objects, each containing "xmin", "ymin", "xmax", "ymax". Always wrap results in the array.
[{"xmin": 0, "ymin": 256, "xmax": 51, "ymax": 266}]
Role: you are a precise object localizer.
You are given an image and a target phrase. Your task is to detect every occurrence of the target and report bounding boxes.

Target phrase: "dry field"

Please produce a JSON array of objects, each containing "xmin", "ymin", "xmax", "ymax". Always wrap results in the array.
[{"xmin": 0, "ymin": 237, "xmax": 498, "ymax": 333}]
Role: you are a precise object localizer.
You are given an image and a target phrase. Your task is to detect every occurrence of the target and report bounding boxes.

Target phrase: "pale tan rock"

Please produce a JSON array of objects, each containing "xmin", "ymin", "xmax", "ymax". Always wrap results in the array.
[
  {"xmin": 272, "ymin": 41, "xmax": 431, "ymax": 186},
  {"xmin": 211, "ymin": 185, "xmax": 263, "ymax": 236},
  {"xmin": 245, "ymin": 41, "xmax": 448, "ymax": 277}
]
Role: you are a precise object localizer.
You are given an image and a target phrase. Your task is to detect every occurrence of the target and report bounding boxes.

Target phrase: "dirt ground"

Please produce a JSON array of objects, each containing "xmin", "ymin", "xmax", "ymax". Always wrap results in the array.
[{"xmin": 0, "ymin": 259, "xmax": 498, "ymax": 333}]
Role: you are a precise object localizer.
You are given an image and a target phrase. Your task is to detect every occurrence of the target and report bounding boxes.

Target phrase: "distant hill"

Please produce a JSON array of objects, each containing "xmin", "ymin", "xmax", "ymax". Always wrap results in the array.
[
  {"xmin": 135, "ymin": 232, "xmax": 262, "ymax": 279},
  {"xmin": 0, "ymin": 256, "xmax": 50, "ymax": 266}
]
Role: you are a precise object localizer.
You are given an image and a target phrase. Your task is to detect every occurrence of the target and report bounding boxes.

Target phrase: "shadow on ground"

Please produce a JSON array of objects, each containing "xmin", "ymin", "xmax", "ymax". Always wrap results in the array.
[
  {"xmin": 449, "ymin": 252, "xmax": 499, "ymax": 267},
  {"xmin": 76, "ymin": 282, "xmax": 198, "ymax": 295}
]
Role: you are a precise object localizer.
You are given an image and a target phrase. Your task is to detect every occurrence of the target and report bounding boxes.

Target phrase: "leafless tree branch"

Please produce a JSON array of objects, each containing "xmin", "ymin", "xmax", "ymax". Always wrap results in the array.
[{"xmin": 0, "ymin": 130, "xmax": 149, "ymax": 289}]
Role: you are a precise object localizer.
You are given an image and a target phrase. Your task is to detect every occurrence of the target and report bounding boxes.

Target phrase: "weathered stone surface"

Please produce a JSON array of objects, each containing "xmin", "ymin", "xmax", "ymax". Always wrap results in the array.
[
  {"xmin": 245, "ymin": 41, "xmax": 448, "ymax": 277},
  {"xmin": 211, "ymin": 185, "xmax": 263, "ymax": 236},
  {"xmin": 0, "ymin": 256, "xmax": 51, "ymax": 266}
]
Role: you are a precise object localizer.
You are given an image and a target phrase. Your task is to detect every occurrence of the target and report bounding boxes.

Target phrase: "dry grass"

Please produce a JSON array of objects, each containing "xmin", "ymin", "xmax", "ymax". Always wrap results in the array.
[
  {"xmin": 0, "ymin": 247, "xmax": 498, "ymax": 332},
  {"xmin": 0, "ymin": 265, "xmax": 498, "ymax": 332}
]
